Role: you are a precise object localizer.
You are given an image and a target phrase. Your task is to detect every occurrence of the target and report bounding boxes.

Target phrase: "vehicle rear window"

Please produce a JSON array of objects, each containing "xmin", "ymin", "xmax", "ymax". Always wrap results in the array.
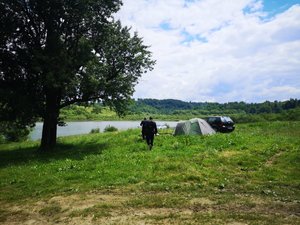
[
  {"xmin": 207, "ymin": 117, "xmax": 221, "ymax": 123},
  {"xmin": 222, "ymin": 117, "xmax": 233, "ymax": 122}
]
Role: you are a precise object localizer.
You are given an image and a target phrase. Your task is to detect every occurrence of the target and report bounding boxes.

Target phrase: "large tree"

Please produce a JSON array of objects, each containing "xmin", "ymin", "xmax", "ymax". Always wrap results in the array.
[{"xmin": 0, "ymin": 0, "xmax": 155, "ymax": 150}]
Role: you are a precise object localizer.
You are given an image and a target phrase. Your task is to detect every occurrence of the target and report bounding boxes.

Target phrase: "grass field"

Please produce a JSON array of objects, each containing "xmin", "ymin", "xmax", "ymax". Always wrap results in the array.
[{"xmin": 0, "ymin": 121, "xmax": 299, "ymax": 224}]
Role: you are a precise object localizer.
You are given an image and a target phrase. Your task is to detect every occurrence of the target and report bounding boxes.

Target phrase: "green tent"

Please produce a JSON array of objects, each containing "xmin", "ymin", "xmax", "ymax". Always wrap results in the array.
[{"xmin": 174, "ymin": 118, "xmax": 216, "ymax": 136}]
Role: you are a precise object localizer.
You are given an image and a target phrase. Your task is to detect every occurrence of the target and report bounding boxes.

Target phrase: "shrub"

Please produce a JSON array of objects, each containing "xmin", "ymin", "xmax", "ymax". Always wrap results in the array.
[
  {"xmin": 0, "ymin": 122, "xmax": 31, "ymax": 142},
  {"xmin": 0, "ymin": 135, "xmax": 5, "ymax": 144},
  {"xmin": 104, "ymin": 125, "xmax": 118, "ymax": 132},
  {"xmin": 90, "ymin": 128, "xmax": 100, "ymax": 134}
]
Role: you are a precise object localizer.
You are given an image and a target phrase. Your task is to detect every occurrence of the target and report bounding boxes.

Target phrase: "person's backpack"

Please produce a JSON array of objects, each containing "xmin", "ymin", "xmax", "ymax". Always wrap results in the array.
[{"xmin": 144, "ymin": 120, "xmax": 156, "ymax": 134}]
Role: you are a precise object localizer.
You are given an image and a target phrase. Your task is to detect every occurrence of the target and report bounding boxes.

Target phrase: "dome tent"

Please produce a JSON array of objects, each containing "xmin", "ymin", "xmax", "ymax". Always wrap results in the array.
[{"xmin": 174, "ymin": 118, "xmax": 216, "ymax": 136}]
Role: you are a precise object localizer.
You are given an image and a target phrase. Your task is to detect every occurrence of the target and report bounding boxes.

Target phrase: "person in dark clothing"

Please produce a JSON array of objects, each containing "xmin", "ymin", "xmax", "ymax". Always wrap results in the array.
[
  {"xmin": 143, "ymin": 117, "xmax": 157, "ymax": 150},
  {"xmin": 140, "ymin": 118, "xmax": 147, "ymax": 139}
]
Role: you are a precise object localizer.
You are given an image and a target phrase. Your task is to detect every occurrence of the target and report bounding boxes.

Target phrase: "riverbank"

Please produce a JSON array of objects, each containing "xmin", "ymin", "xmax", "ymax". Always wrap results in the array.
[
  {"xmin": 59, "ymin": 104, "xmax": 300, "ymax": 123},
  {"xmin": 1, "ymin": 121, "xmax": 299, "ymax": 224},
  {"xmin": 30, "ymin": 120, "xmax": 178, "ymax": 141}
]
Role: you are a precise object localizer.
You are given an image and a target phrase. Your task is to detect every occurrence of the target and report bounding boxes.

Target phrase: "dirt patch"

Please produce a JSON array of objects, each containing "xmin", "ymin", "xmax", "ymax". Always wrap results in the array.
[
  {"xmin": 1, "ymin": 191, "xmax": 129, "ymax": 225},
  {"xmin": 226, "ymin": 223, "xmax": 248, "ymax": 225},
  {"xmin": 48, "ymin": 192, "xmax": 128, "ymax": 210},
  {"xmin": 190, "ymin": 197, "xmax": 214, "ymax": 205},
  {"xmin": 1, "ymin": 191, "xmax": 299, "ymax": 225},
  {"xmin": 220, "ymin": 151, "xmax": 238, "ymax": 158},
  {"xmin": 265, "ymin": 150, "xmax": 285, "ymax": 166}
]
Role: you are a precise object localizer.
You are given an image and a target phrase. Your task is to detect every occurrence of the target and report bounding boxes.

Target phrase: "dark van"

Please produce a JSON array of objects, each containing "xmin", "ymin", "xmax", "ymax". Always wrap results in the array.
[{"xmin": 205, "ymin": 116, "xmax": 235, "ymax": 132}]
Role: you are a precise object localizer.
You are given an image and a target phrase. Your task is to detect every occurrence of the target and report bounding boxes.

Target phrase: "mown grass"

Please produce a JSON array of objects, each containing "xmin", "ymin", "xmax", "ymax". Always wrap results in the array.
[{"xmin": 0, "ymin": 121, "xmax": 299, "ymax": 224}]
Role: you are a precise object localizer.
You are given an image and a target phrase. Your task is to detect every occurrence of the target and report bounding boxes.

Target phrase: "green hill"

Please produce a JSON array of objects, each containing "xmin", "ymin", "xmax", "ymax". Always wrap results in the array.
[{"xmin": 129, "ymin": 98, "xmax": 300, "ymax": 115}]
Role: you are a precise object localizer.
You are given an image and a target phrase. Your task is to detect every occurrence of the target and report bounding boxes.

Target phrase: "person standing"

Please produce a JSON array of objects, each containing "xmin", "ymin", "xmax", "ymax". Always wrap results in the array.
[
  {"xmin": 140, "ymin": 118, "xmax": 147, "ymax": 140},
  {"xmin": 144, "ymin": 117, "xmax": 157, "ymax": 150}
]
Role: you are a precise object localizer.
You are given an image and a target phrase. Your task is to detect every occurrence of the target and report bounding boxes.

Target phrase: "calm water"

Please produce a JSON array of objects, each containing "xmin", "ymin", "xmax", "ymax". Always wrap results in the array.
[{"xmin": 30, "ymin": 121, "xmax": 178, "ymax": 141}]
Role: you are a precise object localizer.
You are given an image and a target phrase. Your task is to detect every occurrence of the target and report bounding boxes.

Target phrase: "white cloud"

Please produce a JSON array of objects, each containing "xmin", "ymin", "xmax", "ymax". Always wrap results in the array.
[{"xmin": 115, "ymin": 0, "xmax": 300, "ymax": 103}]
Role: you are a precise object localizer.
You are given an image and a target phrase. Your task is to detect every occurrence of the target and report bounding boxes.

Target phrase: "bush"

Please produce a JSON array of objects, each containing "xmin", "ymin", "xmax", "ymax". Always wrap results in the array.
[
  {"xmin": 90, "ymin": 128, "xmax": 100, "ymax": 134},
  {"xmin": 231, "ymin": 108, "xmax": 300, "ymax": 123},
  {"xmin": 104, "ymin": 125, "xmax": 118, "ymax": 132},
  {"xmin": 0, "ymin": 122, "xmax": 31, "ymax": 142},
  {"xmin": 0, "ymin": 135, "xmax": 5, "ymax": 144}
]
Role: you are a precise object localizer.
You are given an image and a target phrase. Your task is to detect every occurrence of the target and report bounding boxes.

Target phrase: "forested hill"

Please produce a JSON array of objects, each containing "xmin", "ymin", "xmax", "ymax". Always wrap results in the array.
[{"xmin": 128, "ymin": 98, "xmax": 300, "ymax": 115}]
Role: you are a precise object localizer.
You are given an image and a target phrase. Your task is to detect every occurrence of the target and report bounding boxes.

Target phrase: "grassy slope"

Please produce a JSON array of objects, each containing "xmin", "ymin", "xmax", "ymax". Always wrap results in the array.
[{"xmin": 0, "ymin": 121, "xmax": 299, "ymax": 224}]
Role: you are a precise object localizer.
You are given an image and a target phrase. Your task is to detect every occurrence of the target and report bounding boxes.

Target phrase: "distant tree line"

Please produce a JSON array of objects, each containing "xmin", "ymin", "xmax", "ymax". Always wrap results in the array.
[{"xmin": 128, "ymin": 98, "xmax": 300, "ymax": 115}]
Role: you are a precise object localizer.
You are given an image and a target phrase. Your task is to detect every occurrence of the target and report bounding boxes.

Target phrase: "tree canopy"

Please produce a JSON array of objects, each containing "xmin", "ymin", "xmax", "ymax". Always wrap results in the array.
[{"xmin": 0, "ymin": 0, "xmax": 155, "ymax": 149}]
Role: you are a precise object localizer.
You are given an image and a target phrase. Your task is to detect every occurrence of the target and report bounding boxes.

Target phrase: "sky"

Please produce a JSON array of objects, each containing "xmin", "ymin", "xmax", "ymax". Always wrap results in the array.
[{"xmin": 115, "ymin": 0, "xmax": 300, "ymax": 103}]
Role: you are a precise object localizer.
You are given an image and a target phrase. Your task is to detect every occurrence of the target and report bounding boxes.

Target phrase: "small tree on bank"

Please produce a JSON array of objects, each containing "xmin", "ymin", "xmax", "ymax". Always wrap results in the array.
[{"xmin": 0, "ymin": 0, "xmax": 155, "ymax": 150}]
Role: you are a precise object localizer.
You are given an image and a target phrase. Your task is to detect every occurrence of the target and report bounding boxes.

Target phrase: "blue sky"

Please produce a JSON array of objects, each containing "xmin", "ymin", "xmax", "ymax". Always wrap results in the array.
[
  {"xmin": 263, "ymin": 0, "xmax": 300, "ymax": 14},
  {"xmin": 116, "ymin": 0, "xmax": 300, "ymax": 103}
]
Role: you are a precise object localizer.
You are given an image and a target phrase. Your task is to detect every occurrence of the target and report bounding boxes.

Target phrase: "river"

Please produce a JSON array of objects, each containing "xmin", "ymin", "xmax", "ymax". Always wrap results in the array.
[{"xmin": 30, "ymin": 121, "xmax": 178, "ymax": 141}]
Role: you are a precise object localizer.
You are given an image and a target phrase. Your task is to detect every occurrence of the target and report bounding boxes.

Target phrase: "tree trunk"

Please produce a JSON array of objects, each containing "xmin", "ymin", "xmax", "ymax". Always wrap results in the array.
[{"xmin": 40, "ymin": 89, "xmax": 60, "ymax": 150}]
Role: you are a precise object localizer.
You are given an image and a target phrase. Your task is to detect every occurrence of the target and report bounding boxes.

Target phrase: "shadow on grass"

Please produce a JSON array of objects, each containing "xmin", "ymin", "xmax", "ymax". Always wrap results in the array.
[{"xmin": 0, "ymin": 141, "xmax": 108, "ymax": 168}]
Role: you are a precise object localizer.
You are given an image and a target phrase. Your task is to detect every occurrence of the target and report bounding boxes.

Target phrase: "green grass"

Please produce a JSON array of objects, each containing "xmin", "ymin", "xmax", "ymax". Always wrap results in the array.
[{"xmin": 0, "ymin": 121, "xmax": 299, "ymax": 224}]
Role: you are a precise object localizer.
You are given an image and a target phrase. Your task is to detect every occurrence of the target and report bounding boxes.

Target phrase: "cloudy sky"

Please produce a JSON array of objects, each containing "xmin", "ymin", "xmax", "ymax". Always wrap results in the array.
[{"xmin": 115, "ymin": 0, "xmax": 300, "ymax": 103}]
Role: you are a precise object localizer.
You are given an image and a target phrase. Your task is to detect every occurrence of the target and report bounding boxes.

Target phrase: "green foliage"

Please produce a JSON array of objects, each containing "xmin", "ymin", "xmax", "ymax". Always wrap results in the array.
[
  {"xmin": 231, "ymin": 107, "xmax": 300, "ymax": 123},
  {"xmin": 0, "ymin": 122, "xmax": 32, "ymax": 142},
  {"xmin": 128, "ymin": 98, "xmax": 300, "ymax": 117},
  {"xmin": 58, "ymin": 101, "xmax": 300, "ymax": 123},
  {"xmin": 0, "ymin": 0, "xmax": 155, "ymax": 149},
  {"xmin": 60, "ymin": 105, "xmax": 119, "ymax": 121},
  {"xmin": 89, "ymin": 128, "xmax": 100, "ymax": 134},
  {"xmin": 104, "ymin": 125, "xmax": 118, "ymax": 132}
]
